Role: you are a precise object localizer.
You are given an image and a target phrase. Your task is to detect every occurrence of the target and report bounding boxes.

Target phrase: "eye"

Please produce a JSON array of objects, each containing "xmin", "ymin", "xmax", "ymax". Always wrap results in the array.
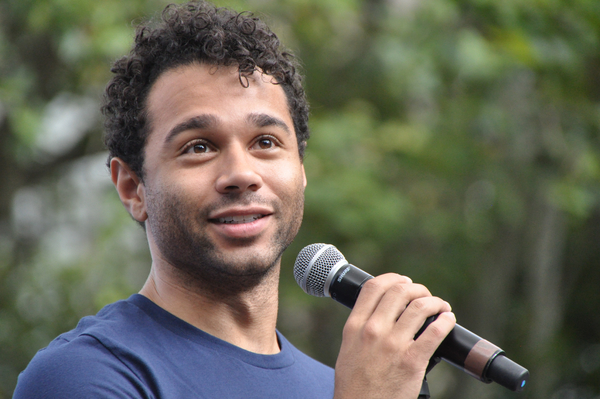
[
  {"xmin": 253, "ymin": 136, "xmax": 279, "ymax": 150},
  {"xmin": 183, "ymin": 140, "xmax": 213, "ymax": 154},
  {"xmin": 191, "ymin": 143, "xmax": 209, "ymax": 153},
  {"xmin": 258, "ymin": 138, "xmax": 273, "ymax": 149}
]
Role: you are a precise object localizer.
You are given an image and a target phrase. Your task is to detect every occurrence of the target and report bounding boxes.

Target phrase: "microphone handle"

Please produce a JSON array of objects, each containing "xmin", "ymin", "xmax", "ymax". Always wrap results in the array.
[
  {"xmin": 329, "ymin": 264, "xmax": 373, "ymax": 308},
  {"xmin": 328, "ymin": 264, "xmax": 529, "ymax": 392}
]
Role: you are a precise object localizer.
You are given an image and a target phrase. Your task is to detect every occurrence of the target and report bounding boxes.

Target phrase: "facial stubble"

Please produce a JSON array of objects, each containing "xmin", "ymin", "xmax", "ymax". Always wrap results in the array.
[{"xmin": 144, "ymin": 182, "xmax": 305, "ymax": 296}]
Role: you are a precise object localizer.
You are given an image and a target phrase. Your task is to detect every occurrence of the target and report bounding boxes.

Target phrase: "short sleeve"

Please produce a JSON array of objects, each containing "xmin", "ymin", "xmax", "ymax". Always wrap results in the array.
[{"xmin": 13, "ymin": 335, "xmax": 153, "ymax": 399}]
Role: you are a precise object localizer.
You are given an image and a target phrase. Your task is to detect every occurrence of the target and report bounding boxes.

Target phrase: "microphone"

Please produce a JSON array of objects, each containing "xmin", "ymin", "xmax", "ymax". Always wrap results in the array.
[{"xmin": 293, "ymin": 243, "xmax": 529, "ymax": 392}]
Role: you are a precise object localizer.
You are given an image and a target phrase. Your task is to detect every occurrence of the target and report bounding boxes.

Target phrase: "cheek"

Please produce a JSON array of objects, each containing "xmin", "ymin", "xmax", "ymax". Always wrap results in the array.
[
  {"xmin": 146, "ymin": 172, "xmax": 209, "ymax": 216},
  {"xmin": 166, "ymin": 169, "xmax": 212, "ymax": 196},
  {"xmin": 267, "ymin": 163, "xmax": 305, "ymax": 197}
]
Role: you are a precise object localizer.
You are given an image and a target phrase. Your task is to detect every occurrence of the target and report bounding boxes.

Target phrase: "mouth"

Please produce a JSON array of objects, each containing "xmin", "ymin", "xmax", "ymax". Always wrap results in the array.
[
  {"xmin": 207, "ymin": 207, "xmax": 274, "ymax": 240},
  {"xmin": 215, "ymin": 214, "xmax": 266, "ymax": 224}
]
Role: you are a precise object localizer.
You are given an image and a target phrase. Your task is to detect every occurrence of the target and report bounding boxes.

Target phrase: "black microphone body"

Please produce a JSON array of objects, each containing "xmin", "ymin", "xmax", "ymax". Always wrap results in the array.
[{"xmin": 294, "ymin": 243, "xmax": 529, "ymax": 393}]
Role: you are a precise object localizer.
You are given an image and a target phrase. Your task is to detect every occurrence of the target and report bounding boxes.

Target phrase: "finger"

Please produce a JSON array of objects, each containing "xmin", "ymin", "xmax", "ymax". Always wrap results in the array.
[
  {"xmin": 369, "ymin": 282, "xmax": 432, "ymax": 326},
  {"xmin": 349, "ymin": 274, "xmax": 413, "ymax": 322},
  {"xmin": 392, "ymin": 296, "xmax": 453, "ymax": 341},
  {"xmin": 409, "ymin": 311, "xmax": 456, "ymax": 361}
]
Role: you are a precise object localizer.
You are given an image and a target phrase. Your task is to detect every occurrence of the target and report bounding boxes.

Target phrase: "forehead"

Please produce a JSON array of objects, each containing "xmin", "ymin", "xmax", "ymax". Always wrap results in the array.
[{"xmin": 144, "ymin": 63, "xmax": 293, "ymax": 145}]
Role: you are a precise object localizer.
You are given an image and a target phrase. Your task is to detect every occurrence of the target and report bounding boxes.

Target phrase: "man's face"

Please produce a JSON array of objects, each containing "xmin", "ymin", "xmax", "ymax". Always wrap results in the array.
[{"xmin": 139, "ymin": 63, "xmax": 307, "ymax": 292}]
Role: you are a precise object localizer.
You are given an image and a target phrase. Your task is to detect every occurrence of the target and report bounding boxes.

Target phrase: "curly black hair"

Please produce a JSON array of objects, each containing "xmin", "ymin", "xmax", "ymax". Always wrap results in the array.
[{"xmin": 102, "ymin": 1, "xmax": 309, "ymax": 180}]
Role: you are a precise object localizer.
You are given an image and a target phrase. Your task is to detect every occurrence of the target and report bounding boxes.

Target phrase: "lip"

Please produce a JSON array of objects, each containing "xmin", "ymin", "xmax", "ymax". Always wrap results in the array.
[
  {"xmin": 208, "ymin": 206, "xmax": 274, "ymax": 221},
  {"xmin": 208, "ymin": 206, "xmax": 274, "ymax": 239}
]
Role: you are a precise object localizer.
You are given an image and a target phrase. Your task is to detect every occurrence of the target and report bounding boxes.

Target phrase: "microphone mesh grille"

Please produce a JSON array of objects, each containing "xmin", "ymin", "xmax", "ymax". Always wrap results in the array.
[{"xmin": 293, "ymin": 243, "xmax": 346, "ymax": 297}]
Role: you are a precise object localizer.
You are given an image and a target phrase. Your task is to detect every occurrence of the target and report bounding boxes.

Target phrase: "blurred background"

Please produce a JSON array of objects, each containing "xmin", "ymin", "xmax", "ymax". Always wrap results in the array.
[{"xmin": 1, "ymin": 0, "xmax": 599, "ymax": 398}]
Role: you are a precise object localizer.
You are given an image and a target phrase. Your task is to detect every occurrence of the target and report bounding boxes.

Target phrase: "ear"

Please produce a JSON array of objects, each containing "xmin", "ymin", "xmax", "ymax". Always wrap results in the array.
[
  {"xmin": 110, "ymin": 157, "xmax": 148, "ymax": 223},
  {"xmin": 301, "ymin": 164, "xmax": 307, "ymax": 189}
]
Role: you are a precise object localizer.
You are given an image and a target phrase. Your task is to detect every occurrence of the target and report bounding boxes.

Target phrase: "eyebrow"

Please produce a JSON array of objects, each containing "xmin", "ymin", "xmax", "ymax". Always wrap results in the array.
[
  {"xmin": 163, "ymin": 112, "xmax": 292, "ymax": 145},
  {"xmin": 164, "ymin": 114, "xmax": 218, "ymax": 144},
  {"xmin": 247, "ymin": 113, "xmax": 292, "ymax": 135}
]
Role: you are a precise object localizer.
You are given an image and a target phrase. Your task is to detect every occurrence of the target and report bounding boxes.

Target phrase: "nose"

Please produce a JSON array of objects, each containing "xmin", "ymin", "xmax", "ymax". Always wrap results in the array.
[{"xmin": 215, "ymin": 146, "xmax": 263, "ymax": 194}]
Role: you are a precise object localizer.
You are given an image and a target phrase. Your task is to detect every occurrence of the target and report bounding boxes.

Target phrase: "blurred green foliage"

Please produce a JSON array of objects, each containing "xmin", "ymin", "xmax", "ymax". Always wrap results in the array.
[{"xmin": 1, "ymin": 0, "xmax": 599, "ymax": 398}]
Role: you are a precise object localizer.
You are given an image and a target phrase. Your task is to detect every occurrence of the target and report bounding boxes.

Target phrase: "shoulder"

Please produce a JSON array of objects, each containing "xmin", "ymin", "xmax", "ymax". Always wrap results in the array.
[
  {"xmin": 13, "ymin": 296, "xmax": 156, "ymax": 399},
  {"xmin": 13, "ymin": 334, "xmax": 151, "ymax": 399}
]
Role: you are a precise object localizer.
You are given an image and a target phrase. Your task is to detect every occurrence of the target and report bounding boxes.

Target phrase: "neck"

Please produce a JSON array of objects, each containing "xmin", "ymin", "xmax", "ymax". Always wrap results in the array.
[{"xmin": 140, "ymin": 257, "xmax": 281, "ymax": 355}]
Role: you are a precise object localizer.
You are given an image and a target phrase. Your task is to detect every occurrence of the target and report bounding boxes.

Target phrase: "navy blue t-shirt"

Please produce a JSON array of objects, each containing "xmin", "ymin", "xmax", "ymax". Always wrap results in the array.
[{"xmin": 13, "ymin": 294, "xmax": 335, "ymax": 398}]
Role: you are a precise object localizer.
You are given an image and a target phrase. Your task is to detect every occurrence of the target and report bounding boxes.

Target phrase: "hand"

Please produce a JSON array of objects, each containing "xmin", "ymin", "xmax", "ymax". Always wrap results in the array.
[{"xmin": 333, "ymin": 273, "xmax": 456, "ymax": 399}]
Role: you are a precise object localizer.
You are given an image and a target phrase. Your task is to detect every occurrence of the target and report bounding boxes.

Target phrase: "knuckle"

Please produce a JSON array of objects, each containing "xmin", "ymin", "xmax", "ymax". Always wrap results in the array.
[
  {"xmin": 361, "ymin": 278, "xmax": 386, "ymax": 294},
  {"xmin": 389, "ymin": 282, "xmax": 409, "ymax": 296},
  {"xmin": 385, "ymin": 273, "xmax": 411, "ymax": 285},
  {"xmin": 361, "ymin": 319, "xmax": 383, "ymax": 340},
  {"xmin": 438, "ymin": 311, "xmax": 457, "ymax": 328},
  {"xmin": 409, "ymin": 297, "xmax": 428, "ymax": 312},
  {"xmin": 426, "ymin": 323, "xmax": 445, "ymax": 338},
  {"xmin": 414, "ymin": 283, "xmax": 432, "ymax": 296},
  {"xmin": 363, "ymin": 273, "xmax": 408, "ymax": 293}
]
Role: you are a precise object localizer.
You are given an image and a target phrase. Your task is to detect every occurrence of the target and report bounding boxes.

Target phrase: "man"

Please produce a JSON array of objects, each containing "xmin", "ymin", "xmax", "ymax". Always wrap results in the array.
[{"xmin": 14, "ymin": 2, "xmax": 455, "ymax": 398}]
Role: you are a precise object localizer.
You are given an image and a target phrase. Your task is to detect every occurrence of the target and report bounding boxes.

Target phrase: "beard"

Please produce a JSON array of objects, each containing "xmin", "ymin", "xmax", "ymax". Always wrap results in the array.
[{"xmin": 144, "ymin": 183, "xmax": 304, "ymax": 296}]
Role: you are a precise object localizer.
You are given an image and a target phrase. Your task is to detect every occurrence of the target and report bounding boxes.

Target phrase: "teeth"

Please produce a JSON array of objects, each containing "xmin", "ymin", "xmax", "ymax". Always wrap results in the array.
[{"xmin": 218, "ymin": 214, "xmax": 263, "ymax": 224}]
